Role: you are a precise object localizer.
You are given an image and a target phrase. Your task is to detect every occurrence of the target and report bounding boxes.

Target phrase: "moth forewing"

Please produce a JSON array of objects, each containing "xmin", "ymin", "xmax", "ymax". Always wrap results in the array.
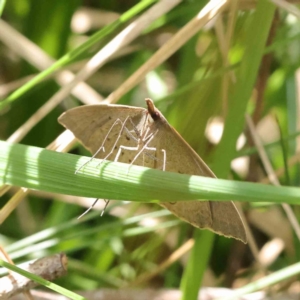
[{"xmin": 58, "ymin": 99, "xmax": 247, "ymax": 243}]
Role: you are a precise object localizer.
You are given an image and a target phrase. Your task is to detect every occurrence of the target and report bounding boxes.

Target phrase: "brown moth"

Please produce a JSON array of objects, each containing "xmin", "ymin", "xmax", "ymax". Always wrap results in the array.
[{"xmin": 58, "ymin": 98, "xmax": 247, "ymax": 243}]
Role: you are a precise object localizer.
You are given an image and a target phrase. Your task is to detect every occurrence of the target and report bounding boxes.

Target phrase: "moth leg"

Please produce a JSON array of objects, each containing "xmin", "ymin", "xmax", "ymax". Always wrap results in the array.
[
  {"xmin": 129, "ymin": 128, "xmax": 159, "ymax": 165},
  {"xmin": 161, "ymin": 149, "xmax": 166, "ymax": 171},
  {"xmin": 96, "ymin": 116, "xmax": 131, "ymax": 166},
  {"xmin": 77, "ymin": 198, "xmax": 110, "ymax": 219},
  {"xmin": 102, "ymin": 116, "xmax": 149, "ymax": 167},
  {"xmin": 118, "ymin": 127, "xmax": 163, "ymax": 173},
  {"xmin": 113, "ymin": 140, "xmax": 157, "ymax": 174},
  {"xmin": 123, "ymin": 132, "xmax": 159, "ymax": 175},
  {"xmin": 129, "ymin": 117, "xmax": 142, "ymax": 138},
  {"xmin": 131, "ymin": 135, "xmax": 156, "ymax": 165},
  {"xmin": 104, "ymin": 116, "xmax": 145, "ymax": 167},
  {"xmin": 161, "ymin": 149, "xmax": 174, "ymax": 205},
  {"xmin": 140, "ymin": 148, "xmax": 166, "ymax": 171},
  {"xmin": 142, "ymin": 151, "xmax": 161, "ymax": 166},
  {"xmin": 125, "ymin": 121, "xmax": 162, "ymax": 167},
  {"xmin": 100, "ymin": 199, "xmax": 110, "ymax": 217},
  {"xmin": 124, "ymin": 125, "xmax": 139, "ymax": 142},
  {"xmin": 76, "ymin": 117, "xmax": 128, "ymax": 173},
  {"xmin": 77, "ymin": 198, "xmax": 99, "ymax": 219}
]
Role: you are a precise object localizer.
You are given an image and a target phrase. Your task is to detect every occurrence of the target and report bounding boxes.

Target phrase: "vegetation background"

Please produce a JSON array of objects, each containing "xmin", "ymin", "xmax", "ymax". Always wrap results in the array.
[{"xmin": 0, "ymin": 0, "xmax": 300, "ymax": 299}]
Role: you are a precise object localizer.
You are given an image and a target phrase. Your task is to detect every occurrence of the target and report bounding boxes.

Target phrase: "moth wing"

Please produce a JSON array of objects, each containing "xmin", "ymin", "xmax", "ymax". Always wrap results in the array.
[
  {"xmin": 150, "ymin": 124, "xmax": 247, "ymax": 243},
  {"xmin": 59, "ymin": 104, "xmax": 247, "ymax": 243},
  {"xmin": 58, "ymin": 105, "xmax": 147, "ymax": 160}
]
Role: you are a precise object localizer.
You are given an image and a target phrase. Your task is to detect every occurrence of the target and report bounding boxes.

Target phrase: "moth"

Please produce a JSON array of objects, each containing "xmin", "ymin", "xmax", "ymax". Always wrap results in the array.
[{"xmin": 58, "ymin": 98, "xmax": 247, "ymax": 243}]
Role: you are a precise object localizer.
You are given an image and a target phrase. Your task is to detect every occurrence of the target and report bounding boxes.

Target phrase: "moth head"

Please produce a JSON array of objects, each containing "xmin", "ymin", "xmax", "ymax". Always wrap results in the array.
[{"xmin": 145, "ymin": 98, "xmax": 160, "ymax": 122}]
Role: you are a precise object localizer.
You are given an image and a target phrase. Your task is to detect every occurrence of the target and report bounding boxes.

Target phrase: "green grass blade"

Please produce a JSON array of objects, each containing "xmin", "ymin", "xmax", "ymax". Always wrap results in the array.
[
  {"xmin": 6, "ymin": 209, "xmax": 171, "ymax": 254},
  {"xmin": 180, "ymin": 231, "xmax": 214, "ymax": 300},
  {"xmin": 1, "ymin": 141, "xmax": 300, "ymax": 204},
  {"xmin": 212, "ymin": 0, "xmax": 276, "ymax": 178}
]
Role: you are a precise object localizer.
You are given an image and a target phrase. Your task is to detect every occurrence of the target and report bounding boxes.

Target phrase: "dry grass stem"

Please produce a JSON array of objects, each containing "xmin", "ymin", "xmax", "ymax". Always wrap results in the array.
[
  {"xmin": 246, "ymin": 114, "xmax": 300, "ymax": 241},
  {"xmin": 270, "ymin": 0, "xmax": 300, "ymax": 17}
]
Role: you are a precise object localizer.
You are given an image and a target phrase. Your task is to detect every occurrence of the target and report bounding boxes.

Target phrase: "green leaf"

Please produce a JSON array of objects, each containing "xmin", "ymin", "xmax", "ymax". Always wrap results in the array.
[
  {"xmin": 1, "ymin": 140, "xmax": 300, "ymax": 204},
  {"xmin": 212, "ymin": 0, "xmax": 276, "ymax": 178}
]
